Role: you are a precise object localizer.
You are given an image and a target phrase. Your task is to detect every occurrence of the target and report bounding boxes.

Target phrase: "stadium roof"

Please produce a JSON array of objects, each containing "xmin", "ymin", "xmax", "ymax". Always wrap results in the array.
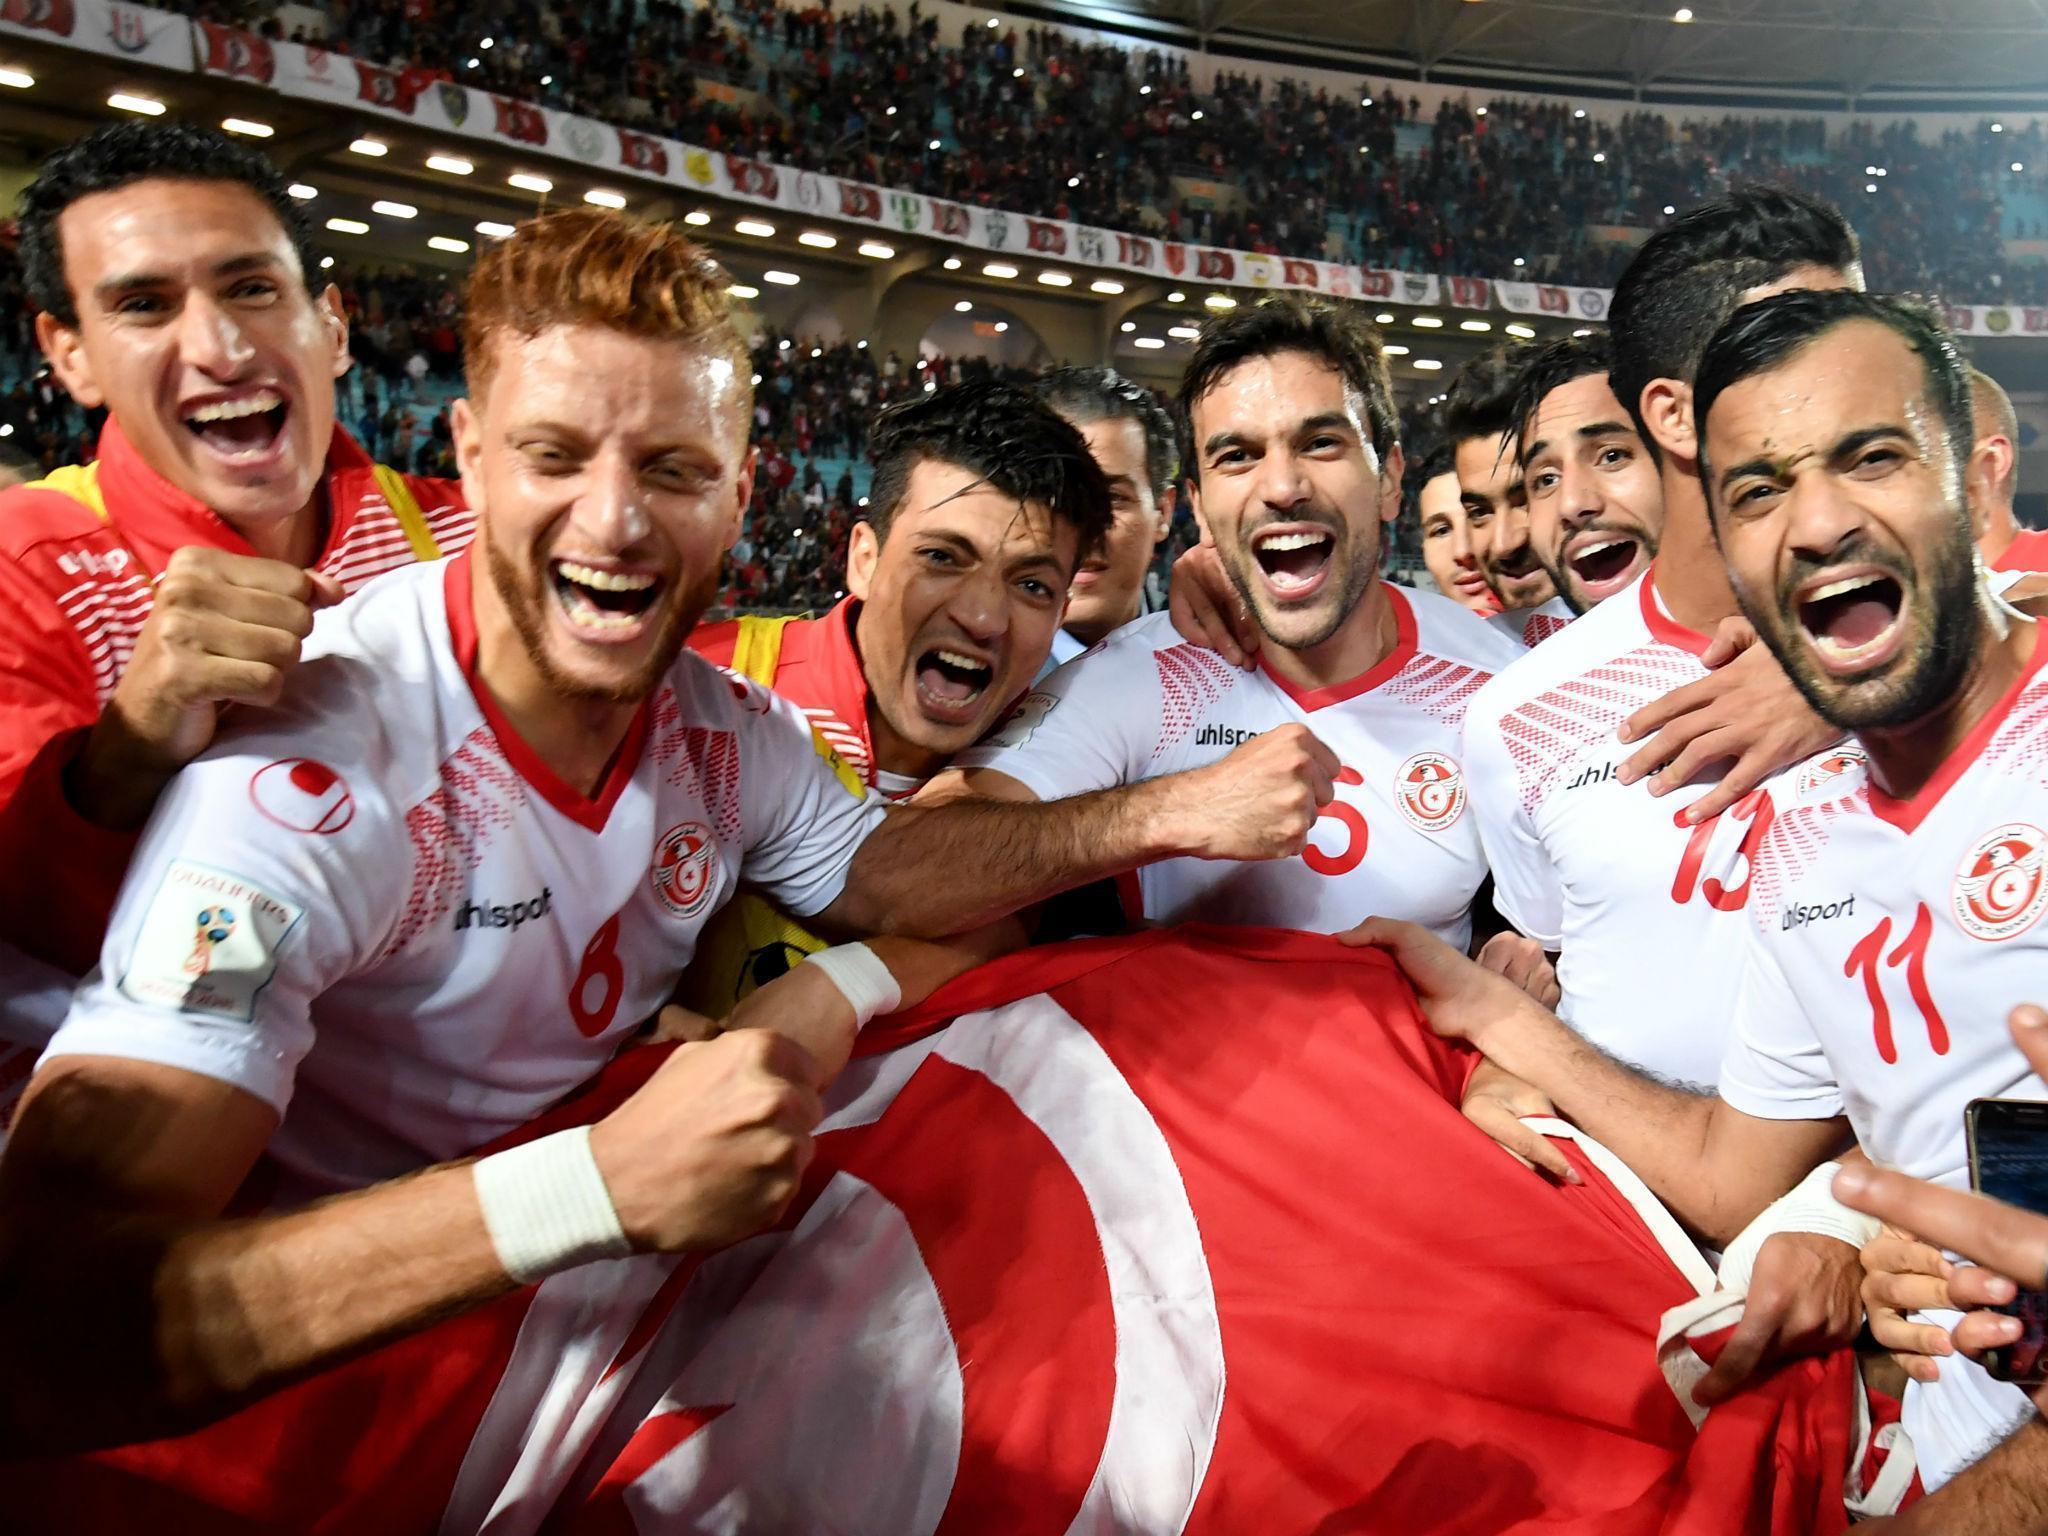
[{"xmin": 1036, "ymin": 0, "xmax": 2048, "ymax": 110}]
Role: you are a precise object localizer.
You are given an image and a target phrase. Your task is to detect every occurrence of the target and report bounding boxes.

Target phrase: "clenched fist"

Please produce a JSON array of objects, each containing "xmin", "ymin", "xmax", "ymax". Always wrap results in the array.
[
  {"xmin": 589, "ymin": 1029, "xmax": 823, "ymax": 1254},
  {"xmin": 1164, "ymin": 723, "xmax": 1340, "ymax": 862},
  {"xmin": 70, "ymin": 548, "xmax": 344, "ymax": 827}
]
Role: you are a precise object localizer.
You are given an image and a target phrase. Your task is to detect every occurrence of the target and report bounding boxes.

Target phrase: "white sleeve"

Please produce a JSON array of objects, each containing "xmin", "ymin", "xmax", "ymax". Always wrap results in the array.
[
  {"xmin": 951, "ymin": 642, "xmax": 1159, "ymax": 802},
  {"xmin": 735, "ymin": 685, "xmax": 888, "ymax": 919},
  {"xmin": 39, "ymin": 743, "xmax": 403, "ymax": 1116},
  {"xmin": 1716, "ymin": 924, "xmax": 1847, "ymax": 1121},
  {"xmin": 1462, "ymin": 694, "xmax": 1564, "ymax": 947}
]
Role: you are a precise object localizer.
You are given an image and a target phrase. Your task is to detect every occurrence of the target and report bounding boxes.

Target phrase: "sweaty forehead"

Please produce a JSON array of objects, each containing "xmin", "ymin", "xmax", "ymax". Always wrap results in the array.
[
  {"xmin": 488, "ymin": 324, "xmax": 748, "ymax": 439},
  {"xmin": 1529, "ymin": 373, "xmax": 1631, "ymax": 448},
  {"xmin": 1709, "ymin": 321, "xmax": 1927, "ymax": 455},
  {"xmin": 1196, "ymin": 351, "xmax": 1361, "ymax": 436},
  {"xmin": 65, "ymin": 179, "xmax": 299, "ymax": 285},
  {"xmin": 890, "ymin": 466, "xmax": 1064, "ymax": 555},
  {"xmin": 1455, "ymin": 431, "xmax": 1518, "ymax": 497}
]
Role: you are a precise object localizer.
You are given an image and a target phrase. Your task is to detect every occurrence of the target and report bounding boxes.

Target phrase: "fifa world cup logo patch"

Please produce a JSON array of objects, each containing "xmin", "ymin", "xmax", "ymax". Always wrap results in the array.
[
  {"xmin": 1952, "ymin": 823, "xmax": 2048, "ymax": 942},
  {"xmin": 185, "ymin": 906, "xmax": 237, "ymax": 977}
]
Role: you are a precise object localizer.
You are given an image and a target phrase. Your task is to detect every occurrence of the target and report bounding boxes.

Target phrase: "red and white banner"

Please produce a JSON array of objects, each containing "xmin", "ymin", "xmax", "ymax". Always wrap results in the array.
[
  {"xmin": 1941, "ymin": 302, "xmax": 2048, "ymax": 338},
  {"xmin": 7, "ymin": 929, "xmax": 1858, "ymax": 1535},
  {"xmin": 0, "ymin": 0, "xmax": 191, "ymax": 70}
]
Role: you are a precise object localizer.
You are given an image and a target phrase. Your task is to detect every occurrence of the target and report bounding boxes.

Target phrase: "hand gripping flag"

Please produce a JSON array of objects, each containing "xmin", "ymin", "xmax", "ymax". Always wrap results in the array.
[{"xmin": 7, "ymin": 928, "xmax": 1858, "ymax": 1534}]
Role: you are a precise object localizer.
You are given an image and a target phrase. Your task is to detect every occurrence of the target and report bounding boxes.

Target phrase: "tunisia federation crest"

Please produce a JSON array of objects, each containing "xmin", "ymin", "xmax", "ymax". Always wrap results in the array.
[{"xmin": 1952, "ymin": 822, "xmax": 2048, "ymax": 942}]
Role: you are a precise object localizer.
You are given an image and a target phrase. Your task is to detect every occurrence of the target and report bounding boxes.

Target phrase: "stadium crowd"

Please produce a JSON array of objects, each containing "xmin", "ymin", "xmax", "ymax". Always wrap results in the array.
[
  {"xmin": 10, "ymin": 107, "xmax": 2048, "ymax": 1534},
  {"xmin": 161, "ymin": 0, "xmax": 2048, "ymax": 303}
]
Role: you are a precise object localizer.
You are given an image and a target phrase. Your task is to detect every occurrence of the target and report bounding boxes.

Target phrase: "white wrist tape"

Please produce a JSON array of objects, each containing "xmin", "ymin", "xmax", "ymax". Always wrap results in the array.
[
  {"xmin": 472, "ymin": 1126, "xmax": 632, "ymax": 1285},
  {"xmin": 804, "ymin": 942, "xmax": 901, "ymax": 1028},
  {"xmin": 1715, "ymin": 1160, "xmax": 1883, "ymax": 1295}
]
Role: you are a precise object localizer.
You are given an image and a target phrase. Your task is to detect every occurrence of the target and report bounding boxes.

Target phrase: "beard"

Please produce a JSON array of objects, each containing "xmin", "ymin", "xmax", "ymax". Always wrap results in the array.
[
  {"xmin": 1749, "ymin": 519, "xmax": 1981, "ymax": 734},
  {"xmin": 1541, "ymin": 519, "xmax": 1660, "ymax": 617},
  {"xmin": 484, "ymin": 529, "xmax": 717, "ymax": 706},
  {"xmin": 1220, "ymin": 510, "xmax": 1380, "ymax": 652}
]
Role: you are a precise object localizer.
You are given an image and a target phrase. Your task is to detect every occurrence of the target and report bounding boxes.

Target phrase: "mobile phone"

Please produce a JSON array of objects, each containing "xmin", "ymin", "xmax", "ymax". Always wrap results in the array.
[{"xmin": 1964, "ymin": 1097, "xmax": 2048, "ymax": 1385}]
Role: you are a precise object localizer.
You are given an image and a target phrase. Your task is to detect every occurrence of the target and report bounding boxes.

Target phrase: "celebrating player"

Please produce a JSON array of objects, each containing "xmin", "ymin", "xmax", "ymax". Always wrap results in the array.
[
  {"xmin": 0, "ymin": 122, "xmax": 471, "ymax": 978},
  {"xmin": 1968, "ymin": 367, "xmax": 2048, "ymax": 574},
  {"xmin": 1035, "ymin": 365, "xmax": 1180, "ymax": 668},
  {"xmin": 1365, "ymin": 290, "xmax": 2048, "ymax": 1513},
  {"xmin": 0, "ymin": 210, "xmax": 1219, "ymax": 1452},
  {"xmin": 940, "ymin": 295, "xmax": 1529, "ymax": 949},
  {"xmin": 1415, "ymin": 443, "xmax": 1497, "ymax": 615}
]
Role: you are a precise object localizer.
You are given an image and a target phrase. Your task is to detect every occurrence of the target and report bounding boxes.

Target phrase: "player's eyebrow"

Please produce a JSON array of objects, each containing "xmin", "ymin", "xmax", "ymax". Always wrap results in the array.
[
  {"xmin": 1293, "ymin": 411, "xmax": 1356, "ymax": 439},
  {"xmin": 1718, "ymin": 424, "xmax": 1909, "ymax": 495},
  {"xmin": 94, "ymin": 252, "xmax": 284, "ymax": 305},
  {"xmin": 1201, "ymin": 428, "xmax": 1254, "ymax": 457},
  {"xmin": 1576, "ymin": 419, "xmax": 1634, "ymax": 441}
]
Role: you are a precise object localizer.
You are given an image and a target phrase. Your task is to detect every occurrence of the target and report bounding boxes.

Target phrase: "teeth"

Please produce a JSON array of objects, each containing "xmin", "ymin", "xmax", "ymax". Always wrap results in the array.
[
  {"xmin": 1573, "ymin": 537, "xmax": 1628, "ymax": 559},
  {"xmin": 1256, "ymin": 531, "xmax": 1331, "ymax": 552},
  {"xmin": 558, "ymin": 561, "xmax": 656, "ymax": 592},
  {"xmin": 185, "ymin": 389, "xmax": 282, "ymax": 424},
  {"xmin": 558, "ymin": 584, "xmax": 644, "ymax": 630},
  {"xmin": 1806, "ymin": 574, "xmax": 1883, "ymax": 604},
  {"xmin": 934, "ymin": 649, "xmax": 989, "ymax": 672}
]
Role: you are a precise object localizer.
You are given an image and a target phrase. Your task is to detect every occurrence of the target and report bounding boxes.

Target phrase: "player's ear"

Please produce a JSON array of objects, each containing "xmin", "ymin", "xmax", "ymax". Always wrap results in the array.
[
  {"xmin": 450, "ymin": 397, "xmax": 486, "ymax": 513},
  {"xmin": 725, "ymin": 444, "xmax": 757, "ymax": 553},
  {"xmin": 1152, "ymin": 482, "xmax": 1178, "ymax": 546},
  {"xmin": 35, "ymin": 310, "xmax": 102, "ymax": 409},
  {"xmin": 1378, "ymin": 443, "xmax": 1406, "ymax": 525},
  {"xmin": 846, "ymin": 519, "xmax": 880, "ymax": 601},
  {"xmin": 1640, "ymin": 378, "xmax": 1695, "ymax": 465},
  {"xmin": 1963, "ymin": 431, "xmax": 2003, "ymax": 541},
  {"xmin": 318, "ymin": 283, "xmax": 351, "ymax": 381},
  {"xmin": 1187, "ymin": 477, "xmax": 1211, "ymax": 544}
]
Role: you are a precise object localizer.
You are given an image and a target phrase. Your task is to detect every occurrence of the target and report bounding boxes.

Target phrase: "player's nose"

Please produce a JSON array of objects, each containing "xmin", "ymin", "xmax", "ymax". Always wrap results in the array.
[{"xmin": 577, "ymin": 453, "xmax": 652, "ymax": 550}]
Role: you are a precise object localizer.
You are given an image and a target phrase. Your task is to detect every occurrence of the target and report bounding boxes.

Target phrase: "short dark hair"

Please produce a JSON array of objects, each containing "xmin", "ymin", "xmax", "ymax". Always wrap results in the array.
[
  {"xmin": 1509, "ymin": 332, "xmax": 1614, "ymax": 461},
  {"xmin": 1442, "ymin": 345, "xmax": 1525, "ymax": 449},
  {"xmin": 21, "ymin": 120, "xmax": 319, "ymax": 328},
  {"xmin": 1034, "ymin": 365, "xmax": 1179, "ymax": 498},
  {"xmin": 1177, "ymin": 295, "xmax": 1398, "ymax": 480},
  {"xmin": 1415, "ymin": 443, "xmax": 1457, "ymax": 485},
  {"xmin": 1609, "ymin": 185, "xmax": 1859, "ymax": 462},
  {"xmin": 1693, "ymin": 289, "xmax": 1971, "ymax": 507},
  {"xmin": 863, "ymin": 379, "xmax": 1114, "ymax": 565}
]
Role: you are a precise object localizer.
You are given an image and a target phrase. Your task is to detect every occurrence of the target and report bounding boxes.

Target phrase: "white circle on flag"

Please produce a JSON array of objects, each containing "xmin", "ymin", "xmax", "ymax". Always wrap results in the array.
[{"xmin": 249, "ymin": 757, "xmax": 355, "ymax": 835}]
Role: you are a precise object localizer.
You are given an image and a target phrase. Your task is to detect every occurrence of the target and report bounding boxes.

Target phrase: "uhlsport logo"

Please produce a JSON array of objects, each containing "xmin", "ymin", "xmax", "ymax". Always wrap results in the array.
[
  {"xmin": 1395, "ymin": 751, "xmax": 1465, "ymax": 833},
  {"xmin": 653, "ymin": 820, "xmax": 718, "ymax": 918},
  {"xmin": 1953, "ymin": 822, "xmax": 2048, "ymax": 941}
]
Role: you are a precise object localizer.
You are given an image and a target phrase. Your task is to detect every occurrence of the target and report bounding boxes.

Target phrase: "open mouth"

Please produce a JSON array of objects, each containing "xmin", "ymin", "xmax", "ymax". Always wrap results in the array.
[
  {"xmin": 1252, "ymin": 526, "xmax": 1334, "ymax": 599},
  {"xmin": 1566, "ymin": 533, "xmax": 1646, "ymax": 600},
  {"xmin": 183, "ymin": 388, "xmax": 288, "ymax": 465},
  {"xmin": 551, "ymin": 558, "xmax": 662, "ymax": 639},
  {"xmin": 915, "ymin": 646, "xmax": 995, "ymax": 721},
  {"xmin": 1795, "ymin": 569, "xmax": 1906, "ymax": 672}
]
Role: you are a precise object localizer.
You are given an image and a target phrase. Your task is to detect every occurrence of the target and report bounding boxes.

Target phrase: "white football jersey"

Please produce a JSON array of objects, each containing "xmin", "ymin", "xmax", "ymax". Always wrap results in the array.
[
  {"xmin": 1718, "ymin": 618, "xmax": 2048, "ymax": 1489},
  {"xmin": 1462, "ymin": 573, "xmax": 1802, "ymax": 1087},
  {"xmin": 42, "ymin": 554, "xmax": 883, "ymax": 1201},
  {"xmin": 1487, "ymin": 595, "xmax": 1575, "ymax": 650},
  {"xmin": 957, "ymin": 588, "xmax": 1525, "ymax": 947}
]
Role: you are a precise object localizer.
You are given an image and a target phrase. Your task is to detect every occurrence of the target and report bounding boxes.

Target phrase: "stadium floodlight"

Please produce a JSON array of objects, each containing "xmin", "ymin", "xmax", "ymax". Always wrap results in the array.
[
  {"xmin": 428, "ymin": 235, "xmax": 470, "ymax": 254},
  {"xmin": 1038, "ymin": 271, "xmax": 1074, "ymax": 287},
  {"xmin": 1505, "ymin": 323, "xmax": 1536, "ymax": 339},
  {"xmin": 684, "ymin": 210, "xmax": 713, "ymax": 226},
  {"xmin": 1167, "ymin": 290, "xmax": 1187, "ymax": 303},
  {"xmin": 1014, "ymin": 67, "xmax": 1024, "ymax": 77},
  {"xmin": 735, "ymin": 219, "xmax": 776, "ymax": 238},
  {"xmin": 798, "ymin": 231, "xmax": 838, "ymax": 249},
  {"xmin": 1192, "ymin": 110, "xmax": 1203, "ymax": 120},
  {"xmin": 886, "ymin": 105, "xmax": 897, "ymax": 115},
  {"xmin": 2016, "ymin": 162, "xmax": 2028, "ymax": 173},
  {"xmin": 729, "ymin": 283, "xmax": 761, "ymax": 299},
  {"xmin": 1375, "ymin": 312, "xmax": 1395, "ymax": 324},
  {"xmin": 995, "ymin": 322, "xmax": 1009, "ymax": 333},
  {"xmin": 987, "ymin": 15, "xmax": 999, "ymax": 25},
  {"xmin": 288, "ymin": 183, "xmax": 318, "ymax": 201},
  {"xmin": 1573, "ymin": 327, "xmax": 1595, "ymax": 337},
  {"xmin": 475, "ymin": 220, "xmax": 515, "ymax": 238},
  {"xmin": 350, "ymin": 137, "xmax": 389, "ymax": 157},
  {"xmin": 1476, "ymin": 107, "xmax": 1487, "ymax": 118},
  {"xmin": 584, "ymin": 189, "xmax": 627, "ymax": 209},
  {"xmin": 480, "ymin": 36, "xmax": 493, "ymax": 46},
  {"xmin": 1383, "ymin": 344, "xmax": 1411, "ymax": 356},
  {"xmin": 1120, "ymin": 321, "xmax": 1137, "ymax": 333},
  {"xmin": 984, "ymin": 262, "xmax": 1019, "ymax": 278},
  {"xmin": 858, "ymin": 241, "xmax": 896, "ymax": 259},
  {"xmin": 1067, "ymin": 176, "xmax": 1081, "ymax": 187},
  {"xmin": 1594, "ymin": 152, "xmax": 1606, "ymax": 163},
  {"xmin": 928, "ymin": 139, "xmax": 942, "ymax": 150},
  {"xmin": 1867, "ymin": 183, "xmax": 1878, "ymax": 193},
  {"xmin": 427, "ymin": 154, "xmax": 474, "ymax": 175},
  {"xmin": 1090, "ymin": 279, "xmax": 1125, "ymax": 295},
  {"xmin": 222, "ymin": 117, "xmax": 273, "ymax": 137},
  {"xmin": 1663, "ymin": 204, "xmax": 1676, "ymax": 215},
  {"xmin": 955, "ymin": 300, "xmax": 974, "ymax": 313},
  {"xmin": 1513, "ymin": 257, "xmax": 1526, "ymax": 267},
  {"xmin": 1139, "ymin": 84, "xmax": 1151, "ymax": 95},
  {"xmin": 1461, "ymin": 320, "xmax": 1492, "ymax": 332},
  {"xmin": 1168, "ymin": 326, "xmax": 1200, "ymax": 341},
  {"xmin": 325, "ymin": 217, "xmax": 369, "ymax": 235},
  {"xmin": 1413, "ymin": 315, "xmax": 1445, "ymax": 328},
  {"xmin": 763, "ymin": 270, "xmax": 801, "ymax": 286},
  {"xmin": 509, "ymin": 172, "xmax": 553, "ymax": 194},
  {"xmin": 943, "ymin": 256, "xmax": 963, "ymax": 270},
  {"xmin": 109, "ymin": 92, "xmax": 165, "ymax": 115},
  {"xmin": 0, "ymin": 67, "xmax": 33, "ymax": 89},
  {"xmin": 1414, "ymin": 359, "xmax": 1445, "ymax": 371},
  {"xmin": 1574, "ymin": 108, "xmax": 1586, "ymax": 118},
  {"xmin": 372, "ymin": 200, "xmax": 418, "ymax": 219},
  {"xmin": 1993, "ymin": 122, "xmax": 2005, "ymax": 133},
  {"xmin": 1673, "ymin": 6, "xmax": 1693, "ymax": 20},
  {"xmin": 1204, "ymin": 294, "xmax": 1236, "ymax": 310}
]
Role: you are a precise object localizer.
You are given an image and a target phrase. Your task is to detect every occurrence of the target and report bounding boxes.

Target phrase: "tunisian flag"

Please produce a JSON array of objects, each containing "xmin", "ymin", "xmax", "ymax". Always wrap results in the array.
[{"xmin": 7, "ymin": 929, "xmax": 1855, "ymax": 1533}]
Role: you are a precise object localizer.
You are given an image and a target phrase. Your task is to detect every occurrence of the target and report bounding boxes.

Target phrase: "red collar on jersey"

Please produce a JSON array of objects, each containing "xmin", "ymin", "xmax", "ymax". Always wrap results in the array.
[
  {"xmin": 441, "ymin": 549, "xmax": 654, "ymax": 833},
  {"xmin": 89, "ymin": 416, "xmax": 379, "ymax": 580},
  {"xmin": 1637, "ymin": 566, "xmax": 1714, "ymax": 658},
  {"xmin": 1995, "ymin": 527, "xmax": 2048, "ymax": 575},
  {"xmin": 1866, "ymin": 617, "xmax": 2048, "ymax": 834},
  {"xmin": 1256, "ymin": 582, "xmax": 1418, "ymax": 712}
]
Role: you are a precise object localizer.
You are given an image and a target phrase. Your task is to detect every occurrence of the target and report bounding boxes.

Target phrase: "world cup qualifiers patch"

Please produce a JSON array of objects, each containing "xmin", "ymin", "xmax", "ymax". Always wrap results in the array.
[
  {"xmin": 986, "ymin": 692, "xmax": 1058, "ymax": 752},
  {"xmin": 119, "ymin": 860, "xmax": 304, "ymax": 1022}
]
